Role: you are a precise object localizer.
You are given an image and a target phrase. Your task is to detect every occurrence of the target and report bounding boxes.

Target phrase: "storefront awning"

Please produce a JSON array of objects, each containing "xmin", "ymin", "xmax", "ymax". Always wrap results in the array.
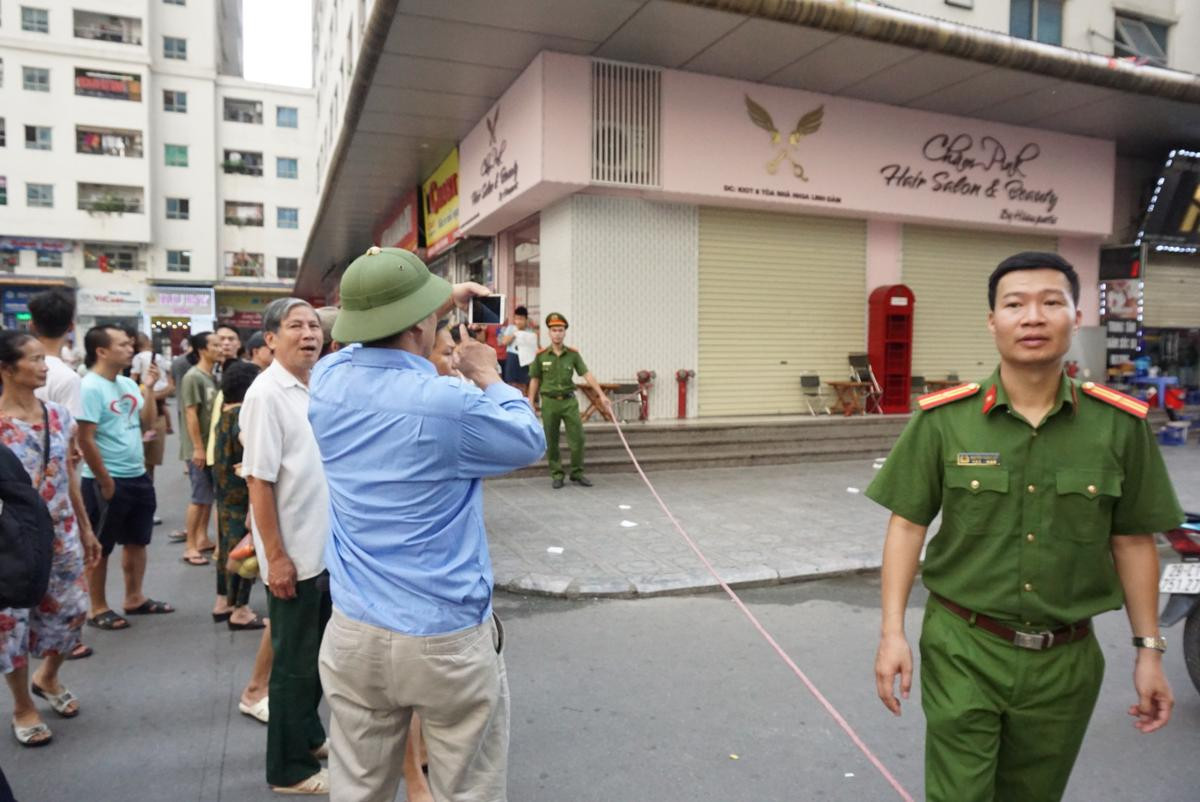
[
  {"xmin": 298, "ymin": 0, "xmax": 1200, "ymax": 296},
  {"xmin": 213, "ymin": 283, "xmax": 295, "ymax": 295},
  {"xmin": 0, "ymin": 276, "xmax": 76, "ymax": 287}
]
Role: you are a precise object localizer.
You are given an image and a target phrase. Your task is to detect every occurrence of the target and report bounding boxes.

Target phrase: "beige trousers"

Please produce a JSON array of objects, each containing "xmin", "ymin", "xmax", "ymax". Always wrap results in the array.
[{"xmin": 318, "ymin": 608, "xmax": 510, "ymax": 802}]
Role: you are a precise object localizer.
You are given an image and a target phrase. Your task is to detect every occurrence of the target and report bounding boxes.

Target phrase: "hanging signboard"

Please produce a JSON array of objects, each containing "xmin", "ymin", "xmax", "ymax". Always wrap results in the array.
[{"xmin": 422, "ymin": 149, "xmax": 460, "ymax": 258}]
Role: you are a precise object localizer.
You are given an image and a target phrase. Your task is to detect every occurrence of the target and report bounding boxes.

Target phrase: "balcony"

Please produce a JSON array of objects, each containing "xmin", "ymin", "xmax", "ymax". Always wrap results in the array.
[
  {"xmin": 84, "ymin": 243, "xmax": 143, "ymax": 272},
  {"xmin": 74, "ymin": 10, "xmax": 143, "ymax": 45},
  {"xmin": 78, "ymin": 183, "xmax": 144, "ymax": 215},
  {"xmin": 77, "ymin": 126, "xmax": 143, "ymax": 158},
  {"xmin": 224, "ymin": 98, "xmax": 263, "ymax": 124},
  {"xmin": 225, "ymin": 201, "xmax": 264, "ymax": 227},
  {"xmin": 225, "ymin": 251, "xmax": 265, "ymax": 278},
  {"xmin": 223, "ymin": 151, "xmax": 263, "ymax": 176}
]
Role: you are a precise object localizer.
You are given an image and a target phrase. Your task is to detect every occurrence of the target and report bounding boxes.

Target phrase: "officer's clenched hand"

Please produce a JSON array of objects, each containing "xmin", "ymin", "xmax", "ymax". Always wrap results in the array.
[
  {"xmin": 1129, "ymin": 653, "xmax": 1173, "ymax": 733},
  {"xmin": 875, "ymin": 633, "xmax": 912, "ymax": 716},
  {"xmin": 454, "ymin": 325, "xmax": 502, "ymax": 388}
]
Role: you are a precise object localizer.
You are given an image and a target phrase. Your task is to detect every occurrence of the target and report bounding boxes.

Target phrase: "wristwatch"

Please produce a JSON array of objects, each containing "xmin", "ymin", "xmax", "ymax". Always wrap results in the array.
[{"xmin": 1132, "ymin": 636, "xmax": 1167, "ymax": 652}]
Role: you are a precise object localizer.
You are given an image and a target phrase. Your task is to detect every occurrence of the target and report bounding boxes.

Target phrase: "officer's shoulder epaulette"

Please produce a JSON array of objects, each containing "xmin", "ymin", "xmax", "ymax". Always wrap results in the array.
[
  {"xmin": 566, "ymin": 347, "xmax": 579, "ymax": 353},
  {"xmin": 916, "ymin": 382, "xmax": 981, "ymax": 412},
  {"xmin": 1079, "ymin": 381, "xmax": 1149, "ymax": 419},
  {"xmin": 536, "ymin": 347, "xmax": 550, "ymax": 356}
]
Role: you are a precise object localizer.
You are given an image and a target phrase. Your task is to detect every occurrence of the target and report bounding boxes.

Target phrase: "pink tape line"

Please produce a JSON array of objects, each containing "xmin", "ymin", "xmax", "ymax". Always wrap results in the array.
[{"xmin": 611, "ymin": 419, "xmax": 914, "ymax": 802}]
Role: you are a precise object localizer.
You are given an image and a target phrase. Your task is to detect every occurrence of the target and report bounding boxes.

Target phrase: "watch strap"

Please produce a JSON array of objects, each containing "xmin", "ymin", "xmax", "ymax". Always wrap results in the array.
[{"xmin": 1131, "ymin": 636, "xmax": 1167, "ymax": 652}]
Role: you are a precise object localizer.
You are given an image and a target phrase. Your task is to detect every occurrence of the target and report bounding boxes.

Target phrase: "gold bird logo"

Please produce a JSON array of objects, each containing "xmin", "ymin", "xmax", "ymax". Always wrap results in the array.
[{"xmin": 745, "ymin": 95, "xmax": 824, "ymax": 181}]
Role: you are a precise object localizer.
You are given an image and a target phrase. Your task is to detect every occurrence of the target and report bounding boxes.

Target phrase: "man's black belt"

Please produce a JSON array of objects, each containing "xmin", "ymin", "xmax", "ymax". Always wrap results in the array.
[
  {"xmin": 542, "ymin": 392, "xmax": 575, "ymax": 400},
  {"xmin": 932, "ymin": 595, "xmax": 1091, "ymax": 651}
]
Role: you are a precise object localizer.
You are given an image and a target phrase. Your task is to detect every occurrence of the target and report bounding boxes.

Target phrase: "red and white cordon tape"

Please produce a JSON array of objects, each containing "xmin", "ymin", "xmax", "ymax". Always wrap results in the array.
[{"xmin": 610, "ymin": 419, "xmax": 914, "ymax": 802}]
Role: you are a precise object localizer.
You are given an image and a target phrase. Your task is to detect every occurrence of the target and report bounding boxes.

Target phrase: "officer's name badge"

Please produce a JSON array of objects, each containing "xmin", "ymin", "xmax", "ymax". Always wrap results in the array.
[{"xmin": 957, "ymin": 452, "xmax": 1000, "ymax": 466}]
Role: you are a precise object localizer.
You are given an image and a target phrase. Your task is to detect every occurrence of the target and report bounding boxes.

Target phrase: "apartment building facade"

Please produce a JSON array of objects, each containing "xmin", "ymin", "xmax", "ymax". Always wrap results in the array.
[{"xmin": 0, "ymin": 0, "xmax": 315, "ymax": 345}]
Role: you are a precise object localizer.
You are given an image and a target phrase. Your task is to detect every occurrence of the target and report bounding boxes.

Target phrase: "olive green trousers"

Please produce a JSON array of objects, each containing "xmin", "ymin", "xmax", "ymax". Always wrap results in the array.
[
  {"xmin": 540, "ymin": 395, "xmax": 585, "ymax": 480},
  {"xmin": 920, "ymin": 599, "xmax": 1104, "ymax": 802}
]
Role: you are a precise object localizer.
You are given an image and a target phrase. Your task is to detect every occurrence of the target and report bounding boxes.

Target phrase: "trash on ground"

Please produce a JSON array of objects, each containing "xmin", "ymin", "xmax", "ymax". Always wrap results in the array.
[
  {"xmin": 846, "ymin": 487, "xmax": 861, "ymax": 494},
  {"xmin": 618, "ymin": 504, "xmax": 632, "ymax": 510},
  {"xmin": 546, "ymin": 546, "xmax": 564, "ymax": 555},
  {"xmin": 619, "ymin": 520, "xmax": 638, "ymax": 528}
]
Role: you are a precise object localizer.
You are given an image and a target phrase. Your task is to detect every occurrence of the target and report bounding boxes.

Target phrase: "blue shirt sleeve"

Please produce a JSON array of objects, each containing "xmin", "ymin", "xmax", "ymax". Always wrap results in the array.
[{"xmin": 456, "ymin": 382, "xmax": 546, "ymax": 478}]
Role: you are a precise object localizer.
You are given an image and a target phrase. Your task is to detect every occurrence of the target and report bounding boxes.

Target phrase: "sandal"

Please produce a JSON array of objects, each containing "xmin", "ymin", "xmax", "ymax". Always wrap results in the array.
[
  {"xmin": 168, "ymin": 530, "xmax": 187, "ymax": 543},
  {"xmin": 228, "ymin": 614, "xmax": 267, "ymax": 631},
  {"xmin": 86, "ymin": 610, "xmax": 130, "ymax": 630},
  {"xmin": 271, "ymin": 768, "xmax": 328, "ymax": 795},
  {"xmin": 181, "ymin": 554, "xmax": 208, "ymax": 566},
  {"xmin": 238, "ymin": 696, "xmax": 269, "ymax": 724},
  {"xmin": 12, "ymin": 720, "xmax": 52, "ymax": 747},
  {"xmin": 124, "ymin": 598, "xmax": 175, "ymax": 615},
  {"xmin": 65, "ymin": 643, "xmax": 93, "ymax": 660},
  {"xmin": 31, "ymin": 683, "xmax": 79, "ymax": 718},
  {"xmin": 311, "ymin": 739, "xmax": 329, "ymax": 760}
]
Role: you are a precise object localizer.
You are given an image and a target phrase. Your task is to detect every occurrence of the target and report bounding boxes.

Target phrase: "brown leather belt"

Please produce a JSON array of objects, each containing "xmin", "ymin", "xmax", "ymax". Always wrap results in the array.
[{"xmin": 932, "ymin": 595, "xmax": 1091, "ymax": 651}]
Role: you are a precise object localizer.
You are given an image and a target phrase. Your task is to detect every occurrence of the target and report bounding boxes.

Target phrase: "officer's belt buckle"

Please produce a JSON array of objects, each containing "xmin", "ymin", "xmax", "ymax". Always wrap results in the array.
[{"xmin": 1012, "ymin": 630, "xmax": 1054, "ymax": 650}]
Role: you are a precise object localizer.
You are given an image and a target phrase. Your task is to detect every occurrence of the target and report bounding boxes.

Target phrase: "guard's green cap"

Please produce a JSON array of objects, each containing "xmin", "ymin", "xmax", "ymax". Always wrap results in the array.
[
  {"xmin": 332, "ymin": 246, "xmax": 451, "ymax": 344},
  {"xmin": 545, "ymin": 312, "xmax": 568, "ymax": 329}
]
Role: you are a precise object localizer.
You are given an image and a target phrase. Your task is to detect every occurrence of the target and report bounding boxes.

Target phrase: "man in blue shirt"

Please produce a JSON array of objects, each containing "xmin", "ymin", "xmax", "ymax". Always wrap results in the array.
[{"xmin": 309, "ymin": 246, "xmax": 545, "ymax": 802}]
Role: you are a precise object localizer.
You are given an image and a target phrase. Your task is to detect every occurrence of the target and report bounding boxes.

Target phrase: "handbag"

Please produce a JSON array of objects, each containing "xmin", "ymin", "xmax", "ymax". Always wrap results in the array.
[{"xmin": 0, "ymin": 405, "xmax": 56, "ymax": 608}]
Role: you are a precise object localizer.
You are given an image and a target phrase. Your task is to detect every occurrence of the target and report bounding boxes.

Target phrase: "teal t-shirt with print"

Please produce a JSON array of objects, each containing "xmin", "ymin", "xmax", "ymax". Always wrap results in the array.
[{"xmin": 79, "ymin": 372, "xmax": 145, "ymax": 479}]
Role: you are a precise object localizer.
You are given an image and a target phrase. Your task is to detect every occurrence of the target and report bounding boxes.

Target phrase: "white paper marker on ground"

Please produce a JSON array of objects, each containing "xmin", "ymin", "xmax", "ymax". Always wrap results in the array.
[
  {"xmin": 619, "ymin": 520, "xmax": 638, "ymax": 528},
  {"xmin": 546, "ymin": 546, "xmax": 564, "ymax": 555},
  {"xmin": 846, "ymin": 487, "xmax": 861, "ymax": 494},
  {"xmin": 618, "ymin": 504, "xmax": 632, "ymax": 510}
]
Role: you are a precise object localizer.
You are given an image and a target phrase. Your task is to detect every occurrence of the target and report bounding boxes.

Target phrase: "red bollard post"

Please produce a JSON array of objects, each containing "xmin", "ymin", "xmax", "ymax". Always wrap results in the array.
[{"xmin": 675, "ymin": 369, "xmax": 695, "ymax": 419}]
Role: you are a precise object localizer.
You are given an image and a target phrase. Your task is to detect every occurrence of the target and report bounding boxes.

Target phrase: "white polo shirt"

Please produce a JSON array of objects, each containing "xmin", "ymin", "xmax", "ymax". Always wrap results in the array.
[{"xmin": 239, "ymin": 359, "xmax": 330, "ymax": 585}]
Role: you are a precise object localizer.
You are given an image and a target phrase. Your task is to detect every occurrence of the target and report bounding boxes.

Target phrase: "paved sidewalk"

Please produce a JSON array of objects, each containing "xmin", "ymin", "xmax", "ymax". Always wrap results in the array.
[{"xmin": 485, "ymin": 447, "xmax": 1200, "ymax": 597}]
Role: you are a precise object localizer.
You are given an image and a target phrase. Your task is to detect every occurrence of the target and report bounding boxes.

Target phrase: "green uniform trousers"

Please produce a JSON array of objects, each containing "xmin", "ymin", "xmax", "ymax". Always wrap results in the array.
[
  {"xmin": 541, "ymin": 395, "xmax": 585, "ymax": 480},
  {"xmin": 920, "ymin": 600, "xmax": 1104, "ymax": 802},
  {"xmin": 266, "ymin": 575, "xmax": 332, "ymax": 787}
]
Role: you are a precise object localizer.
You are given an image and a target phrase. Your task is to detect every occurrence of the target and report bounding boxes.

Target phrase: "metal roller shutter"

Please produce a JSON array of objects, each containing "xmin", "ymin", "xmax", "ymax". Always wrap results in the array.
[
  {"xmin": 1143, "ymin": 259, "xmax": 1200, "ymax": 328},
  {"xmin": 698, "ymin": 208, "xmax": 866, "ymax": 416},
  {"xmin": 902, "ymin": 226, "xmax": 1057, "ymax": 382}
]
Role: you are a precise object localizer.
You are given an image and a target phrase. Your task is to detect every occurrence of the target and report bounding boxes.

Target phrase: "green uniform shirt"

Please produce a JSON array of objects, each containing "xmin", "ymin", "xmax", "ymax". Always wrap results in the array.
[
  {"xmin": 529, "ymin": 347, "xmax": 588, "ymax": 397},
  {"xmin": 866, "ymin": 367, "xmax": 1183, "ymax": 628}
]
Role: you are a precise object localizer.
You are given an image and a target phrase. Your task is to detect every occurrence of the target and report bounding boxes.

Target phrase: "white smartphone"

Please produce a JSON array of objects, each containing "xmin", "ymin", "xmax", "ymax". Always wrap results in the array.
[{"xmin": 467, "ymin": 294, "xmax": 505, "ymax": 326}]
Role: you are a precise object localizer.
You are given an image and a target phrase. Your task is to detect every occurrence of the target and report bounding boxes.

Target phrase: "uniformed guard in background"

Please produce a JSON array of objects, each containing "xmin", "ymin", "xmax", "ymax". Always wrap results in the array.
[
  {"xmin": 527, "ymin": 313, "xmax": 611, "ymax": 489},
  {"xmin": 867, "ymin": 252, "xmax": 1182, "ymax": 802}
]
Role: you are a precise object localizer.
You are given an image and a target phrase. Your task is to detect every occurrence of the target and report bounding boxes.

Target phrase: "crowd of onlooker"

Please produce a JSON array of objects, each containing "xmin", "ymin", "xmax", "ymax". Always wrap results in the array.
[{"xmin": 0, "ymin": 245, "xmax": 567, "ymax": 800}]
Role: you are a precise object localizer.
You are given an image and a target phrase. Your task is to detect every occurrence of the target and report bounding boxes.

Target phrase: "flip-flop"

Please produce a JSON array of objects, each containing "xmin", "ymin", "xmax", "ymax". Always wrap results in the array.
[
  {"xmin": 212, "ymin": 611, "xmax": 232, "ymax": 623},
  {"xmin": 65, "ymin": 643, "xmax": 93, "ymax": 660},
  {"xmin": 168, "ymin": 531, "xmax": 187, "ymax": 543},
  {"xmin": 228, "ymin": 614, "xmax": 267, "ymax": 631},
  {"xmin": 31, "ymin": 683, "xmax": 79, "ymax": 718},
  {"xmin": 271, "ymin": 768, "xmax": 329, "ymax": 795},
  {"xmin": 198, "ymin": 543, "xmax": 217, "ymax": 553},
  {"xmin": 86, "ymin": 610, "xmax": 130, "ymax": 630},
  {"xmin": 238, "ymin": 696, "xmax": 269, "ymax": 724},
  {"xmin": 12, "ymin": 721, "xmax": 52, "ymax": 747},
  {"xmin": 181, "ymin": 554, "xmax": 208, "ymax": 566},
  {"xmin": 124, "ymin": 599, "xmax": 175, "ymax": 615}
]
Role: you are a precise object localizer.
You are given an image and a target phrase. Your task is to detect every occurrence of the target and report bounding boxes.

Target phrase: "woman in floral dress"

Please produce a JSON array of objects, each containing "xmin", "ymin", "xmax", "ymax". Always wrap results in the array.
[
  {"xmin": 0, "ymin": 331, "xmax": 100, "ymax": 746},
  {"xmin": 213, "ymin": 360, "xmax": 263, "ymax": 630}
]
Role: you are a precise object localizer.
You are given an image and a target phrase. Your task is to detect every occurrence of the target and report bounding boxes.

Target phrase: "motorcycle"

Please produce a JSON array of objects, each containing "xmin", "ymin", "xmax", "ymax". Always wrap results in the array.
[{"xmin": 1159, "ymin": 512, "xmax": 1200, "ymax": 695}]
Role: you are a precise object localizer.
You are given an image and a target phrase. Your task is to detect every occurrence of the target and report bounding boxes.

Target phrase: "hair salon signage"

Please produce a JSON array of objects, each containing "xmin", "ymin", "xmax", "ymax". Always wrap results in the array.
[{"xmin": 661, "ymin": 70, "xmax": 1113, "ymax": 236}]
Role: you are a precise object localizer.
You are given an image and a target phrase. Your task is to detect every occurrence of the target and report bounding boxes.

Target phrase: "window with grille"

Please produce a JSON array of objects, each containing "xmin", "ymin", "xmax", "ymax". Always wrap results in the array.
[
  {"xmin": 277, "ymin": 106, "xmax": 298, "ymax": 128},
  {"xmin": 23, "ymin": 66, "xmax": 49, "ymax": 92},
  {"xmin": 591, "ymin": 61, "xmax": 661, "ymax": 188},
  {"xmin": 165, "ymin": 143, "xmax": 188, "ymax": 166},
  {"xmin": 225, "ymin": 201, "xmax": 264, "ymax": 226},
  {"xmin": 277, "ymin": 207, "xmax": 299, "ymax": 229},
  {"xmin": 0, "ymin": 178, "xmax": 6, "ymax": 206},
  {"xmin": 36, "ymin": 251, "xmax": 62, "ymax": 268},
  {"xmin": 0, "ymin": 119, "xmax": 5, "ymax": 148},
  {"xmin": 1009, "ymin": 0, "xmax": 1062, "ymax": 46},
  {"xmin": 21, "ymin": 7, "xmax": 49, "ymax": 33},
  {"xmin": 84, "ymin": 244, "xmax": 137, "ymax": 270},
  {"xmin": 27, "ymin": 183, "xmax": 53, "ymax": 208},
  {"xmin": 277, "ymin": 157, "xmax": 298, "ymax": 179},
  {"xmin": 25, "ymin": 125, "xmax": 51, "ymax": 150},
  {"xmin": 224, "ymin": 97, "xmax": 263, "ymax": 124},
  {"xmin": 276, "ymin": 257, "xmax": 299, "ymax": 279}
]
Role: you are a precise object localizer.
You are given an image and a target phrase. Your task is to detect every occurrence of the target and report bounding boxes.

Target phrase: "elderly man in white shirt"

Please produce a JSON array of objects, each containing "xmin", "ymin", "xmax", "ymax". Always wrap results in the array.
[{"xmin": 239, "ymin": 297, "xmax": 331, "ymax": 796}]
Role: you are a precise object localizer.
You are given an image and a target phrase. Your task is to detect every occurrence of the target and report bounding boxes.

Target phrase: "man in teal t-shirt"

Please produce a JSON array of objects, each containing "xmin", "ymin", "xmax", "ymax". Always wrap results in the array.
[{"xmin": 78, "ymin": 326, "xmax": 173, "ymax": 630}]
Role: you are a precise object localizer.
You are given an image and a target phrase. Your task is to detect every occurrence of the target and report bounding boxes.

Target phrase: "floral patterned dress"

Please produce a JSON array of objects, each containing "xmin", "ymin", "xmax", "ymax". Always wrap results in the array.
[
  {"xmin": 213, "ymin": 404, "xmax": 254, "ymax": 606},
  {"xmin": 0, "ymin": 402, "xmax": 87, "ymax": 673}
]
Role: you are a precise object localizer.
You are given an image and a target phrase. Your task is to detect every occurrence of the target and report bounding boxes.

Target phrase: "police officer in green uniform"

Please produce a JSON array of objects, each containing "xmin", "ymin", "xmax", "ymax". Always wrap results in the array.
[
  {"xmin": 527, "ymin": 313, "xmax": 611, "ymax": 489},
  {"xmin": 867, "ymin": 252, "xmax": 1182, "ymax": 802}
]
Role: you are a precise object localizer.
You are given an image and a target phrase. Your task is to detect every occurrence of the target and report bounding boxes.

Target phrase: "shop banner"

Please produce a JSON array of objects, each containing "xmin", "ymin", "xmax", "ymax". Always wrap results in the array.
[
  {"xmin": 74, "ymin": 68, "xmax": 142, "ymax": 102},
  {"xmin": 423, "ymin": 149, "xmax": 460, "ymax": 257},
  {"xmin": 78, "ymin": 288, "xmax": 142, "ymax": 317},
  {"xmin": 376, "ymin": 189, "xmax": 420, "ymax": 251},
  {"xmin": 662, "ymin": 71, "xmax": 1114, "ymax": 236},
  {"xmin": 144, "ymin": 287, "xmax": 214, "ymax": 317},
  {"xmin": 0, "ymin": 237, "xmax": 73, "ymax": 253},
  {"xmin": 1, "ymin": 289, "xmax": 38, "ymax": 314}
]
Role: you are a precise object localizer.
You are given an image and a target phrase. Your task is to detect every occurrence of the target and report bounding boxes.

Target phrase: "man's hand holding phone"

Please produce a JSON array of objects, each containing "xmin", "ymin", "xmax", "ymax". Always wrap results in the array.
[{"xmin": 453, "ymin": 324, "xmax": 502, "ymax": 389}]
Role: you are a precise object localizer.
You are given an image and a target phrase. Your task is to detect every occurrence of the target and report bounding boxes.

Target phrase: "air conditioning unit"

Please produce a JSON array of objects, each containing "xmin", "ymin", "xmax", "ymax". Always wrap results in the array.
[{"xmin": 592, "ymin": 121, "xmax": 655, "ymax": 187}]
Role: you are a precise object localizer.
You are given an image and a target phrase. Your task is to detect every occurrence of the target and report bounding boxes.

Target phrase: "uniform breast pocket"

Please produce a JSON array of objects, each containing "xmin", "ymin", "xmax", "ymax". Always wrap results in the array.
[
  {"xmin": 943, "ymin": 466, "xmax": 1011, "ymax": 536},
  {"xmin": 1055, "ymin": 469, "xmax": 1122, "ymax": 543}
]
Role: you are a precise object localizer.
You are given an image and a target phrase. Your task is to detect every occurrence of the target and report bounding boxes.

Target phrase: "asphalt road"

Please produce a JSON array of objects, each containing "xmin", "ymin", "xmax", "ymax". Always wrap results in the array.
[{"xmin": 1, "ymin": 456, "xmax": 1198, "ymax": 800}]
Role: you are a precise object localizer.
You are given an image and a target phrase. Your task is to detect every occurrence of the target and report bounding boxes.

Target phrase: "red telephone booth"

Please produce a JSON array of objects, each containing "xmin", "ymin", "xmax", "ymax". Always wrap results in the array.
[{"xmin": 868, "ymin": 284, "xmax": 915, "ymax": 414}]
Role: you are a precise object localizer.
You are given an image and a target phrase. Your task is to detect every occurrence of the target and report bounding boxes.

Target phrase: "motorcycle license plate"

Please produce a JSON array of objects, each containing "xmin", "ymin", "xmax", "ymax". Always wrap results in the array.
[{"xmin": 1160, "ymin": 563, "xmax": 1200, "ymax": 594}]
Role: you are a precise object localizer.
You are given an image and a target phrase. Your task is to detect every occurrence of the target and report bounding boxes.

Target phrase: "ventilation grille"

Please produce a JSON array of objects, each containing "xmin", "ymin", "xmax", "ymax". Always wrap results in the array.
[{"xmin": 591, "ymin": 60, "xmax": 661, "ymax": 188}]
